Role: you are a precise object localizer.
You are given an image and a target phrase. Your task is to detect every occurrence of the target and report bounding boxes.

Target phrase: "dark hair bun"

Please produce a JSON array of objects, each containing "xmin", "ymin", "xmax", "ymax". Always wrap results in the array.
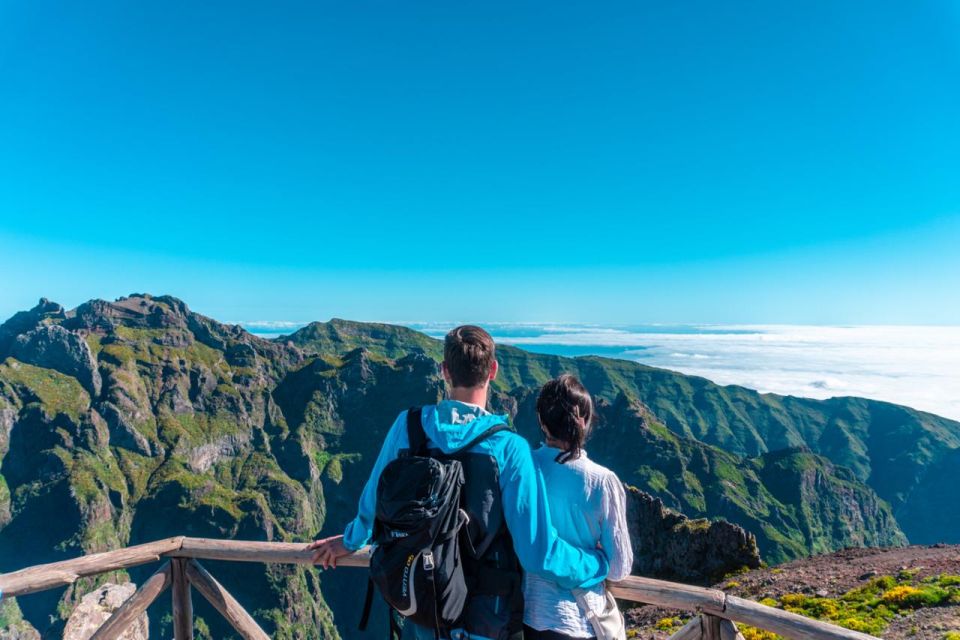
[{"xmin": 536, "ymin": 374, "xmax": 594, "ymax": 464}]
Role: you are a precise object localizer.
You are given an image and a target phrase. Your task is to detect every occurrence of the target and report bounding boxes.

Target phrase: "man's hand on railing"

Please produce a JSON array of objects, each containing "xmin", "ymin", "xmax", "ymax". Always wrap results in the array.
[{"xmin": 307, "ymin": 535, "xmax": 351, "ymax": 569}]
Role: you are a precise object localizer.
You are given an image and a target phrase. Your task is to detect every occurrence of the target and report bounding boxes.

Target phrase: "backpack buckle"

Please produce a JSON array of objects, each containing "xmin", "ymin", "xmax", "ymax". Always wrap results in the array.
[{"xmin": 422, "ymin": 550, "xmax": 435, "ymax": 570}]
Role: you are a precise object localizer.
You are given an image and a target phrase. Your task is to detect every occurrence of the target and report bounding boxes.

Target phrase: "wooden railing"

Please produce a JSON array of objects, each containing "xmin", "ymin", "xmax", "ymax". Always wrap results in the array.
[{"xmin": 0, "ymin": 537, "xmax": 880, "ymax": 640}]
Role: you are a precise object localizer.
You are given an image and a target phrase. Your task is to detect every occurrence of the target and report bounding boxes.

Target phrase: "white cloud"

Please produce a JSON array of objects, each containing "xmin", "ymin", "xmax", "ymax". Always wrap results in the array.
[
  {"xmin": 242, "ymin": 320, "xmax": 960, "ymax": 421},
  {"xmin": 484, "ymin": 324, "xmax": 960, "ymax": 421}
]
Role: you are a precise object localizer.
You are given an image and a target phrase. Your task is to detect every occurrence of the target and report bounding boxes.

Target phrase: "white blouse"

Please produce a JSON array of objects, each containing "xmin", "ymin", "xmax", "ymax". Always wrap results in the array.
[{"xmin": 522, "ymin": 446, "xmax": 634, "ymax": 637}]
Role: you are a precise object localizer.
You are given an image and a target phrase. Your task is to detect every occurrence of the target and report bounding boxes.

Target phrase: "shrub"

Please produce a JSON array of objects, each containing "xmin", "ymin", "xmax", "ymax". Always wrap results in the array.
[
  {"xmin": 882, "ymin": 585, "xmax": 950, "ymax": 608},
  {"xmin": 655, "ymin": 617, "xmax": 680, "ymax": 631},
  {"xmin": 897, "ymin": 568, "xmax": 920, "ymax": 582},
  {"xmin": 871, "ymin": 575, "xmax": 897, "ymax": 590},
  {"xmin": 839, "ymin": 617, "xmax": 885, "ymax": 635},
  {"xmin": 780, "ymin": 593, "xmax": 807, "ymax": 608},
  {"xmin": 805, "ymin": 598, "xmax": 840, "ymax": 619},
  {"xmin": 740, "ymin": 626, "xmax": 779, "ymax": 640},
  {"xmin": 882, "ymin": 585, "xmax": 923, "ymax": 605}
]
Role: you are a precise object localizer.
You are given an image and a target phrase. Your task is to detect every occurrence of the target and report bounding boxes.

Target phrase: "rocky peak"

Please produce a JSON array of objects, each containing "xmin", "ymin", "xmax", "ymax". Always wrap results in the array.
[
  {"xmin": 340, "ymin": 348, "xmax": 374, "ymax": 385},
  {"xmin": 66, "ymin": 294, "xmax": 189, "ymax": 334},
  {"xmin": 0, "ymin": 298, "xmax": 66, "ymax": 357}
]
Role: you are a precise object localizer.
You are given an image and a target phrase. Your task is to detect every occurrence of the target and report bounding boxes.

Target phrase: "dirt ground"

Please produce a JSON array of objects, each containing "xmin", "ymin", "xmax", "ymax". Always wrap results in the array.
[{"xmin": 625, "ymin": 545, "xmax": 960, "ymax": 639}]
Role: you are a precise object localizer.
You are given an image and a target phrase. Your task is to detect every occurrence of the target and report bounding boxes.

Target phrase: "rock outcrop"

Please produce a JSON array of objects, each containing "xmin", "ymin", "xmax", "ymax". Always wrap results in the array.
[
  {"xmin": 0, "ymin": 598, "xmax": 41, "ymax": 640},
  {"xmin": 62, "ymin": 583, "xmax": 147, "ymax": 640},
  {"xmin": 11, "ymin": 325, "xmax": 102, "ymax": 397},
  {"xmin": 626, "ymin": 487, "xmax": 761, "ymax": 583},
  {"xmin": 0, "ymin": 298, "xmax": 65, "ymax": 358}
]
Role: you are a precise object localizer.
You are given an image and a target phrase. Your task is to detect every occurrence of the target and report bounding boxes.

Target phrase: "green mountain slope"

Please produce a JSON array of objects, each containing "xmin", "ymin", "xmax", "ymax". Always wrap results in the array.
[
  {"xmin": 501, "ymin": 390, "xmax": 905, "ymax": 563},
  {"xmin": 0, "ymin": 296, "xmax": 336, "ymax": 639},
  {"xmin": 1, "ymin": 295, "xmax": 954, "ymax": 637}
]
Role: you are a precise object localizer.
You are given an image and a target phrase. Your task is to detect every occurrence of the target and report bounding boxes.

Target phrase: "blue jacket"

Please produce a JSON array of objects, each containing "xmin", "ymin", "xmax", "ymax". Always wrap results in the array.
[{"xmin": 342, "ymin": 400, "xmax": 610, "ymax": 590}]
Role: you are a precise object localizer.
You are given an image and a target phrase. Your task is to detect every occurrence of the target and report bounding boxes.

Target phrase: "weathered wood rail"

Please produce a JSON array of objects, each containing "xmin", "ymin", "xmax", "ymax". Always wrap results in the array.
[{"xmin": 0, "ymin": 537, "xmax": 881, "ymax": 640}]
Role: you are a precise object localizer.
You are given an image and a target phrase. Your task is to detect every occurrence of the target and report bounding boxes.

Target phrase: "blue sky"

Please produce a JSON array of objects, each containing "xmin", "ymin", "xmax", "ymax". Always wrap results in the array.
[{"xmin": 1, "ymin": 1, "xmax": 958, "ymax": 324}]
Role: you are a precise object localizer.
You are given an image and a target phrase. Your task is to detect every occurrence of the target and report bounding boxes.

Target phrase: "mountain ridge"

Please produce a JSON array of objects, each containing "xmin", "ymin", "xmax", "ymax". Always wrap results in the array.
[
  {"xmin": 1, "ymin": 294, "xmax": 956, "ymax": 638},
  {"xmin": 286, "ymin": 314, "xmax": 959, "ymax": 544}
]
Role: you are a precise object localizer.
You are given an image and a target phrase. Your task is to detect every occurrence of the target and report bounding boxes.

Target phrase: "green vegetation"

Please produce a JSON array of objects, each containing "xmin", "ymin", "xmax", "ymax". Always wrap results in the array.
[
  {"xmin": 158, "ymin": 613, "xmax": 217, "ymax": 640},
  {"xmin": 100, "ymin": 342, "xmax": 137, "ymax": 365},
  {"xmin": 114, "ymin": 447, "xmax": 162, "ymax": 500},
  {"xmin": 0, "ymin": 357, "xmax": 90, "ymax": 420},
  {"xmin": 84, "ymin": 331, "xmax": 103, "ymax": 355},
  {"xmin": 159, "ymin": 412, "xmax": 243, "ymax": 447},
  {"xmin": 314, "ymin": 451, "xmax": 362, "ymax": 484},
  {"xmin": 114, "ymin": 326, "xmax": 169, "ymax": 342},
  {"xmin": 0, "ymin": 473, "xmax": 10, "ymax": 510},
  {"xmin": 60, "ymin": 446, "xmax": 128, "ymax": 506},
  {"xmin": 0, "ymin": 597, "xmax": 29, "ymax": 631},
  {"xmin": 740, "ymin": 626, "xmax": 779, "ymax": 640},
  {"xmin": 655, "ymin": 617, "xmax": 682, "ymax": 632},
  {"xmin": 149, "ymin": 462, "xmax": 251, "ymax": 521},
  {"xmin": 287, "ymin": 318, "xmax": 442, "ymax": 362},
  {"xmin": 597, "ymin": 405, "xmax": 901, "ymax": 562},
  {"xmin": 747, "ymin": 573, "xmax": 960, "ymax": 638},
  {"xmin": 635, "ymin": 466, "xmax": 669, "ymax": 493}
]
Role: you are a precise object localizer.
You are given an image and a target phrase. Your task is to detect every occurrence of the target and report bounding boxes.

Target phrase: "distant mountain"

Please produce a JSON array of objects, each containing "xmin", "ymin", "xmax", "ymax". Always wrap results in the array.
[
  {"xmin": 288, "ymin": 318, "xmax": 958, "ymax": 546},
  {"xmin": 1, "ymin": 295, "xmax": 957, "ymax": 638}
]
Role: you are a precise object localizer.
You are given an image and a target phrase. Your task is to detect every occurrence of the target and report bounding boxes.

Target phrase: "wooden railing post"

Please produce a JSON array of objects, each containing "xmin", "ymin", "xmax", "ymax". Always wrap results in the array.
[
  {"xmin": 668, "ymin": 615, "xmax": 704, "ymax": 640},
  {"xmin": 89, "ymin": 561, "xmax": 172, "ymax": 640},
  {"xmin": 703, "ymin": 614, "xmax": 723, "ymax": 640},
  {"xmin": 720, "ymin": 618, "xmax": 746, "ymax": 640},
  {"xmin": 184, "ymin": 559, "xmax": 269, "ymax": 640},
  {"xmin": 171, "ymin": 558, "xmax": 194, "ymax": 640}
]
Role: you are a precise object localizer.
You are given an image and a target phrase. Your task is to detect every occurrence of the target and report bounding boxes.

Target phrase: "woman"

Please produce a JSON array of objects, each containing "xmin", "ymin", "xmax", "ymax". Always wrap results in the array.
[{"xmin": 523, "ymin": 374, "xmax": 633, "ymax": 639}]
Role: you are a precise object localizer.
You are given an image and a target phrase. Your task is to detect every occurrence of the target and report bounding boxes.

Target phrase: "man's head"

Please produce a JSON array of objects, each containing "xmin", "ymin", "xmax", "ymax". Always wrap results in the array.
[{"xmin": 442, "ymin": 325, "xmax": 498, "ymax": 389}]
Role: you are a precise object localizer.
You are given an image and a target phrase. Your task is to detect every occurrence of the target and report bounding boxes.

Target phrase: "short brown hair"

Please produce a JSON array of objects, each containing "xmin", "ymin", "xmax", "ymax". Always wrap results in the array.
[{"xmin": 444, "ymin": 325, "xmax": 496, "ymax": 388}]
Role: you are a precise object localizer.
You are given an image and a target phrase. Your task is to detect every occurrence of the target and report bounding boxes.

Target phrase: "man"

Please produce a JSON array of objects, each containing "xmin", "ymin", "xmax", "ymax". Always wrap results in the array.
[{"xmin": 309, "ymin": 325, "xmax": 608, "ymax": 640}]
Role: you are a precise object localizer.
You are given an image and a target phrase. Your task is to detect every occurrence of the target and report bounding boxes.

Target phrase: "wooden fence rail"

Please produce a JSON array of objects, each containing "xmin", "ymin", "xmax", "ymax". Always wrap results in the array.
[{"xmin": 0, "ymin": 537, "xmax": 880, "ymax": 640}]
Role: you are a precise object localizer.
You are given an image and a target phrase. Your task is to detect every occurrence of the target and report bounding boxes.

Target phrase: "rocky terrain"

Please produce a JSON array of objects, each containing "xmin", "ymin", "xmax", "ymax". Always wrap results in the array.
[
  {"xmin": 627, "ymin": 545, "xmax": 960, "ymax": 640},
  {"xmin": 1, "ymin": 582, "xmax": 149, "ymax": 640},
  {"xmin": 62, "ymin": 583, "xmax": 148, "ymax": 640},
  {"xmin": 0, "ymin": 294, "xmax": 958, "ymax": 638}
]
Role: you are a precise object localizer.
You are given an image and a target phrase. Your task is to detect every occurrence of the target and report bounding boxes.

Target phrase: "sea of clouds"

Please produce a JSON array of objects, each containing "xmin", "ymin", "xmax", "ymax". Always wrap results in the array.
[{"xmin": 244, "ymin": 321, "xmax": 960, "ymax": 421}]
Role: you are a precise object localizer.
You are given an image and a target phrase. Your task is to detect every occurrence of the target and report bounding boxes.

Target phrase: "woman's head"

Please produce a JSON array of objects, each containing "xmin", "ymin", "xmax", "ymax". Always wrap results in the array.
[{"xmin": 536, "ymin": 374, "xmax": 594, "ymax": 463}]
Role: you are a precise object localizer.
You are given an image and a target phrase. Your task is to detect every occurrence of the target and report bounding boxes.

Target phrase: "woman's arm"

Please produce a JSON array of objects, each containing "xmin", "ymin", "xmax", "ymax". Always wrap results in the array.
[{"xmin": 599, "ymin": 473, "xmax": 634, "ymax": 582}]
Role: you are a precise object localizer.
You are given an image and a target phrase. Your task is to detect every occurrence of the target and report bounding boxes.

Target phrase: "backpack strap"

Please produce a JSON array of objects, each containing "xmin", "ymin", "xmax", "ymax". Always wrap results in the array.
[
  {"xmin": 450, "ymin": 423, "xmax": 513, "ymax": 455},
  {"xmin": 405, "ymin": 406, "xmax": 428, "ymax": 456},
  {"xmin": 357, "ymin": 577, "xmax": 375, "ymax": 631}
]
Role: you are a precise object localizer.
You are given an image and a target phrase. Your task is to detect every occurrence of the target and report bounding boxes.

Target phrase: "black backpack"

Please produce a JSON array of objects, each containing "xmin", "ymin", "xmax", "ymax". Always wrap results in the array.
[{"xmin": 360, "ymin": 407, "xmax": 511, "ymax": 638}]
